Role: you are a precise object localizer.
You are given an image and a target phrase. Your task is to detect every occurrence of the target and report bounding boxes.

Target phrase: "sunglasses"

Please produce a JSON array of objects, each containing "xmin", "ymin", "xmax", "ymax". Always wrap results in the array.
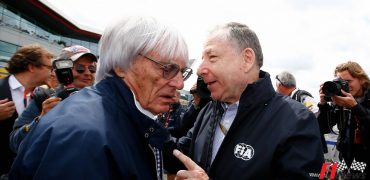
[
  {"xmin": 74, "ymin": 64, "xmax": 96, "ymax": 74},
  {"xmin": 139, "ymin": 53, "xmax": 192, "ymax": 81}
]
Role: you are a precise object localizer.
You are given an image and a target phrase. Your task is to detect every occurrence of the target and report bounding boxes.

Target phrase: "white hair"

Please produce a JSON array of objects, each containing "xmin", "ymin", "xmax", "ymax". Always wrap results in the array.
[{"xmin": 96, "ymin": 16, "xmax": 189, "ymax": 82}]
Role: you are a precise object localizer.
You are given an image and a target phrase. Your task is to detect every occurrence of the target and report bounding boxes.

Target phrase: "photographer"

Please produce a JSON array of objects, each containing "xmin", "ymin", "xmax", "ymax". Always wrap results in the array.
[
  {"xmin": 318, "ymin": 61, "xmax": 370, "ymax": 176},
  {"xmin": 9, "ymin": 45, "xmax": 97, "ymax": 153}
]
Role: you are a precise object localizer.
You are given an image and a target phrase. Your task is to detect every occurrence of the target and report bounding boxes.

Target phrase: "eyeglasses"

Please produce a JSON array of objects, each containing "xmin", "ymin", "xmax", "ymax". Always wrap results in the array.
[
  {"xmin": 40, "ymin": 63, "xmax": 53, "ymax": 70},
  {"xmin": 139, "ymin": 53, "xmax": 192, "ymax": 81},
  {"xmin": 275, "ymin": 75, "xmax": 285, "ymax": 86},
  {"xmin": 74, "ymin": 64, "xmax": 97, "ymax": 74}
]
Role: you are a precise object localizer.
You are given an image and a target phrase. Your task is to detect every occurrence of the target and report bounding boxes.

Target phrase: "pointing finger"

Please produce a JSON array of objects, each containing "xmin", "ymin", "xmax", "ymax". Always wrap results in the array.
[{"xmin": 173, "ymin": 149, "xmax": 201, "ymax": 171}]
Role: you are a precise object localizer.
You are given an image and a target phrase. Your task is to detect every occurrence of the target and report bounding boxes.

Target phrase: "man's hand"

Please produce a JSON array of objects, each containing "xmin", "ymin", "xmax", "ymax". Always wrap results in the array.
[
  {"xmin": 318, "ymin": 84, "xmax": 327, "ymax": 105},
  {"xmin": 173, "ymin": 149, "xmax": 208, "ymax": 180},
  {"xmin": 40, "ymin": 97, "xmax": 61, "ymax": 117},
  {"xmin": 0, "ymin": 98, "xmax": 16, "ymax": 121},
  {"xmin": 332, "ymin": 90, "xmax": 357, "ymax": 108}
]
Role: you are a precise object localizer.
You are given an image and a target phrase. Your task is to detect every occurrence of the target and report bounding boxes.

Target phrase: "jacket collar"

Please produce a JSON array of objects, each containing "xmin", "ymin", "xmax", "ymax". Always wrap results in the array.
[
  {"xmin": 101, "ymin": 75, "xmax": 170, "ymax": 149},
  {"xmin": 239, "ymin": 70, "xmax": 276, "ymax": 109}
]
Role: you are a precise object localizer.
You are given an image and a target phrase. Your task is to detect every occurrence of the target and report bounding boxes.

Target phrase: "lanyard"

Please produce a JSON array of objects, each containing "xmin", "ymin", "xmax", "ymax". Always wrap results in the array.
[{"xmin": 23, "ymin": 90, "xmax": 33, "ymax": 108}]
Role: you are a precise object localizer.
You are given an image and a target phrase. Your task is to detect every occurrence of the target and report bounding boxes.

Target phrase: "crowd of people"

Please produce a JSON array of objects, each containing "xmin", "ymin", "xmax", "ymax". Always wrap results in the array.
[{"xmin": 0, "ymin": 15, "xmax": 369, "ymax": 180}]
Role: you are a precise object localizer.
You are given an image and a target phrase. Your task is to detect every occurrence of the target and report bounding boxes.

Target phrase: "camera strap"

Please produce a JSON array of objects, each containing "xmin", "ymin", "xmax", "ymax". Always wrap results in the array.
[
  {"xmin": 23, "ymin": 89, "xmax": 34, "ymax": 108},
  {"xmin": 354, "ymin": 116, "xmax": 361, "ymax": 144}
]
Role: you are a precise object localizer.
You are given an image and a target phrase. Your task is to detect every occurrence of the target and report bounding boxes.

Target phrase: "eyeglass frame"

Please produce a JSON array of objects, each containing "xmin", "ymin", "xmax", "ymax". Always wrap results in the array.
[
  {"xmin": 74, "ymin": 64, "xmax": 97, "ymax": 74},
  {"xmin": 39, "ymin": 63, "xmax": 53, "ymax": 73},
  {"xmin": 138, "ymin": 53, "xmax": 192, "ymax": 81}
]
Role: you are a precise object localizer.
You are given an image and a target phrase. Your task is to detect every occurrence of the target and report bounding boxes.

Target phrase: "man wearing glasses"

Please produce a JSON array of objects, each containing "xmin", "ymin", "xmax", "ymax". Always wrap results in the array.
[
  {"xmin": 0, "ymin": 44, "xmax": 54, "ymax": 178},
  {"xmin": 9, "ymin": 45, "xmax": 97, "ymax": 153},
  {"xmin": 10, "ymin": 16, "xmax": 192, "ymax": 180}
]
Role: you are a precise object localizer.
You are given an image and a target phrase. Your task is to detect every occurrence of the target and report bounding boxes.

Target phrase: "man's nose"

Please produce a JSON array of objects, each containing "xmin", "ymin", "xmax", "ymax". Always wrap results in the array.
[{"xmin": 169, "ymin": 72, "xmax": 184, "ymax": 90}]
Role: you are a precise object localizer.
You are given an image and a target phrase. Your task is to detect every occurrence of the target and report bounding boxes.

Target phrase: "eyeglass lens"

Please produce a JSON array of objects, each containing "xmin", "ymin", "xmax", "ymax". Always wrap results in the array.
[{"xmin": 75, "ymin": 64, "xmax": 96, "ymax": 74}]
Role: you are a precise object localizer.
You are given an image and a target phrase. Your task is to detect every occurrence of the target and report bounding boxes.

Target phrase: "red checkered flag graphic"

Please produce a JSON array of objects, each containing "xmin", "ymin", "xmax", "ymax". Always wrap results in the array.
[
  {"xmin": 337, "ymin": 159, "xmax": 348, "ymax": 172},
  {"xmin": 350, "ymin": 159, "xmax": 367, "ymax": 173}
]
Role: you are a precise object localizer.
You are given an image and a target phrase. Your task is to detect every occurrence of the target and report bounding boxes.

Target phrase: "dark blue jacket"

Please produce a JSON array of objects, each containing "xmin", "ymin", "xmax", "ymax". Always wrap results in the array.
[
  {"xmin": 0, "ymin": 76, "xmax": 17, "ymax": 175},
  {"xmin": 9, "ymin": 99, "xmax": 40, "ymax": 153},
  {"xmin": 176, "ymin": 71, "xmax": 324, "ymax": 179},
  {"xmin": 10, "ymin": 75, "xmax": 170, "ymax": 180}
]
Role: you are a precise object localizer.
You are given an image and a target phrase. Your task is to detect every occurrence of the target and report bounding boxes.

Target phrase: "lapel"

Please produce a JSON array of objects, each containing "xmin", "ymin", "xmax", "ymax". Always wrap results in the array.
[{"xmin": 0, "ymin": 75, "xmax": 13, "ymax": 100}]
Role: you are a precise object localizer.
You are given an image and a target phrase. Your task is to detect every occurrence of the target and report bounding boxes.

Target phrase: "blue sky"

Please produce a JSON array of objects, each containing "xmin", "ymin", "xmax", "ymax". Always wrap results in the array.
[{"xmin": 45, "ymin": 0, "xmax": 370, "ymax": 99}]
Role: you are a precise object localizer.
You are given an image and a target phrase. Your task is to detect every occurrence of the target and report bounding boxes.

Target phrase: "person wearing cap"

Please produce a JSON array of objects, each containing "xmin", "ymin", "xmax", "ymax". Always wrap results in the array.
[
  {"xmin": 9, "ymin": 45, "xmax": 97, "ymax": 153},
  {"xmin": 59, "ymin": 45, "xmax": 97, "ymax": 89},
  {"xmin": 10, "ymin": 16, "xmax": 192, "ymax": 179}
]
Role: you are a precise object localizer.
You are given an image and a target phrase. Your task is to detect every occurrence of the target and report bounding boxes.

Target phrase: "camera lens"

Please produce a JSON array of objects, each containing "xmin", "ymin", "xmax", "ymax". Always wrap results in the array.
[{"xmin": 322, "ymin": 81, "xmax": 341, "ymax": 97}]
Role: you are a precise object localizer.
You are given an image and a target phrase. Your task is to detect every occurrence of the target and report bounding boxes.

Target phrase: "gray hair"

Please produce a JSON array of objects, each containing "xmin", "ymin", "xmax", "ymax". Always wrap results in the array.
[
  {"xmin": 209, "ymin": 22, "xmax": 263, "ymax": 67},
  {"xmin": 276, "ymin": 71, "xmax": 296, "ymax": 87},
  {"xmin": 96, "ymin": 16, "xmax": 189, "ymax": 82}
]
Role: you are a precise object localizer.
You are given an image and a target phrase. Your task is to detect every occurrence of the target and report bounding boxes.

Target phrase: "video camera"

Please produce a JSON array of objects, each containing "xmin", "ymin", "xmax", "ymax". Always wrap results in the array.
[
  {"xmin": 190, "ymin": 77, "xmax": 211, "ymax": 99},
  {"xmin": 33, "ymin": 59, "xmax": 78, "ymax": 109},
  {"xmin": 322, "ymin": 78, "xmax": 349, "ymax": 101}
]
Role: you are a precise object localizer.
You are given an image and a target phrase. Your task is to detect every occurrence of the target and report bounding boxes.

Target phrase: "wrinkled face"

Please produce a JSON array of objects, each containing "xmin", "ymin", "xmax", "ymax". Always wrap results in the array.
[
  {"xmin": 336, "ymin": 70, "xmax": 364, "ymax": 97},
  {"xmin": 72, "ymin": 56, "xmax": 96, "ymax": 89},
  {"xmin": 197, "ymin": 32, "xmax": 251, "ymax": 103},
  {"xmin": 33, "ymin": 55, "xmax": 53, "ymax": 86},
  {"xmin": 122, "ymin": 52, "xmax": 187, "ymax": 114}
]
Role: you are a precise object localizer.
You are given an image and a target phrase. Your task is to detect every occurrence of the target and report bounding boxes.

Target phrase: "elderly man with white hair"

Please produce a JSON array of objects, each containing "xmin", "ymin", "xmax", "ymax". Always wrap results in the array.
[{"xmin": 10, "ymin": 16, "xmax": 192, "ymax": 180}]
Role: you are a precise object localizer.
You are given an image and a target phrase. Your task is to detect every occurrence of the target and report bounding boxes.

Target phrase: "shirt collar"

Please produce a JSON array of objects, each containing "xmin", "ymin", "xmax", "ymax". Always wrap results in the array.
[
  {"xmin": 9, "ymin": 75, "xmax": 24, "ymax": 91},
  {"xmin": 221, "ymin": 101, "xmax": 239, "ymax": 111},
  {"xmin": 130, "ymin": 89, "xmax": 156, "ymax": 120}
]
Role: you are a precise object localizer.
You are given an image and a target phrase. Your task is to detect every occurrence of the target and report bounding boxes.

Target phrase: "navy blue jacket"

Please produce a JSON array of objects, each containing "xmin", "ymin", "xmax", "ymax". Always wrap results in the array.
[
  {"xmin": 0, "ymin": 76, "xmax": 17, "ymax": 175},
  {"xmin": 177, "ymin": 71, "xmax": 324, "ymax": 179},
  {"xmin": 10, "ymin": 75, "xmax": 170, "ymax": 180}
]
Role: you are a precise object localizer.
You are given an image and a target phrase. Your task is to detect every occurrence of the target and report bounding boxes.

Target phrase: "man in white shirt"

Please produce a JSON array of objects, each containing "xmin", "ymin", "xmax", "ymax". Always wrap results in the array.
[{"xmin": 0, "ymin": 44, "xmax": 53, "ymax": 177}]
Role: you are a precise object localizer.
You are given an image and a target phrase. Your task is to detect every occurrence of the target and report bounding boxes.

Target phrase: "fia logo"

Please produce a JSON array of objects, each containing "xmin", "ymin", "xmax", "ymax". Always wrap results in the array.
[{"xmin": 234, "ymin": 143, "xmax": 254, "ymax": 161}]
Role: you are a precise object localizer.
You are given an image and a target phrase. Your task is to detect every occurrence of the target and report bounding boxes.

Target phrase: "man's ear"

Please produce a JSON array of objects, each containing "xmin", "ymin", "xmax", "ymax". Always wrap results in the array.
[
  {"xmin": 242, "ymin": 48, "xmax": 256, "ymax": 72},
  {"xmin": 28, "ymin": 64, "xmax": 36, "ymax": 72},
  {"xmin": 114, "ymin": 67, "xmax": 126, "ymax": 78}
]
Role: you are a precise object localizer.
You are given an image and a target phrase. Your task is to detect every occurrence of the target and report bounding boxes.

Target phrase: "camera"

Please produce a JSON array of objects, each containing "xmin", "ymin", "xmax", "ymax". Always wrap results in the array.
[
  {"xmin": 33, "ymin": 59, "xmax": 78, "ymax": 109},
  {"xmin": 190, "ymin": 77, "xmax": 211, "ymax": 99},
  {"xmin": 322, "ymin": 78, "xmax": 349, "ymax": 101}
]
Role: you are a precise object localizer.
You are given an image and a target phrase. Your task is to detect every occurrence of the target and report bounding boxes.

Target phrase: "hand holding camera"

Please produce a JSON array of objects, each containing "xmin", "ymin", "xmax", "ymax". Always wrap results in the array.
[
  {"xmin": 40, "ymin": 97, "xmax": 62, "ymax": 117},
  {"xmin": 320, "ymin": 78, "xmax": 357, "ymax": 108}
]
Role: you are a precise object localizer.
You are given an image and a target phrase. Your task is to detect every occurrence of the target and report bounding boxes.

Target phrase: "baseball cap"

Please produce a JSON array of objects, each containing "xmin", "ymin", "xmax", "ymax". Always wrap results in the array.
[{"xmin": 58, "ymin": 45, "xmax": 97, "ymax": 62}]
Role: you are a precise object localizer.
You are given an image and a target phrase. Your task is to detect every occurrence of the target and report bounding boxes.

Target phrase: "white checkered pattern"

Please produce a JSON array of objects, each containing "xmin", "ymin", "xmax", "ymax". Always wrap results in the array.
[
  {"xmin": 337, "ymin": 159, "xmax": 348, "ymax": 172},
  {"xmin": 153, "ymin": 147, "xmax": 163, "ymax": 180},
  {"xmin": 350, "ymin": 159, "xmax": 367, "ymax": 173}
]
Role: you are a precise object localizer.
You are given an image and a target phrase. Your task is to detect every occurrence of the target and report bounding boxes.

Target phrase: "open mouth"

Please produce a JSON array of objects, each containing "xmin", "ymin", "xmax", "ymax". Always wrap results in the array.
[
  {"xmin": 160, "ymin": 95, "xmax": 176, "ymax": 103},
  {"xmin": 206, "ymin": 80, "xmax": 216, "ymax": 88}
]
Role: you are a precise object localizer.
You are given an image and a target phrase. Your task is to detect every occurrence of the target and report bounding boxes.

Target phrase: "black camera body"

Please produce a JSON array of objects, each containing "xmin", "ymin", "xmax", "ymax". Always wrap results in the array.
[
  {"xmin": 190, "ymin": 77, "xmax": 211, "ymax": 99},
  {"xmin": 322, "ymin": 78, "xmax": 349, "ymax": 101},
  {"xmin": 33, "ymin": 59, "xmax": 78, "ymax": 109}
]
